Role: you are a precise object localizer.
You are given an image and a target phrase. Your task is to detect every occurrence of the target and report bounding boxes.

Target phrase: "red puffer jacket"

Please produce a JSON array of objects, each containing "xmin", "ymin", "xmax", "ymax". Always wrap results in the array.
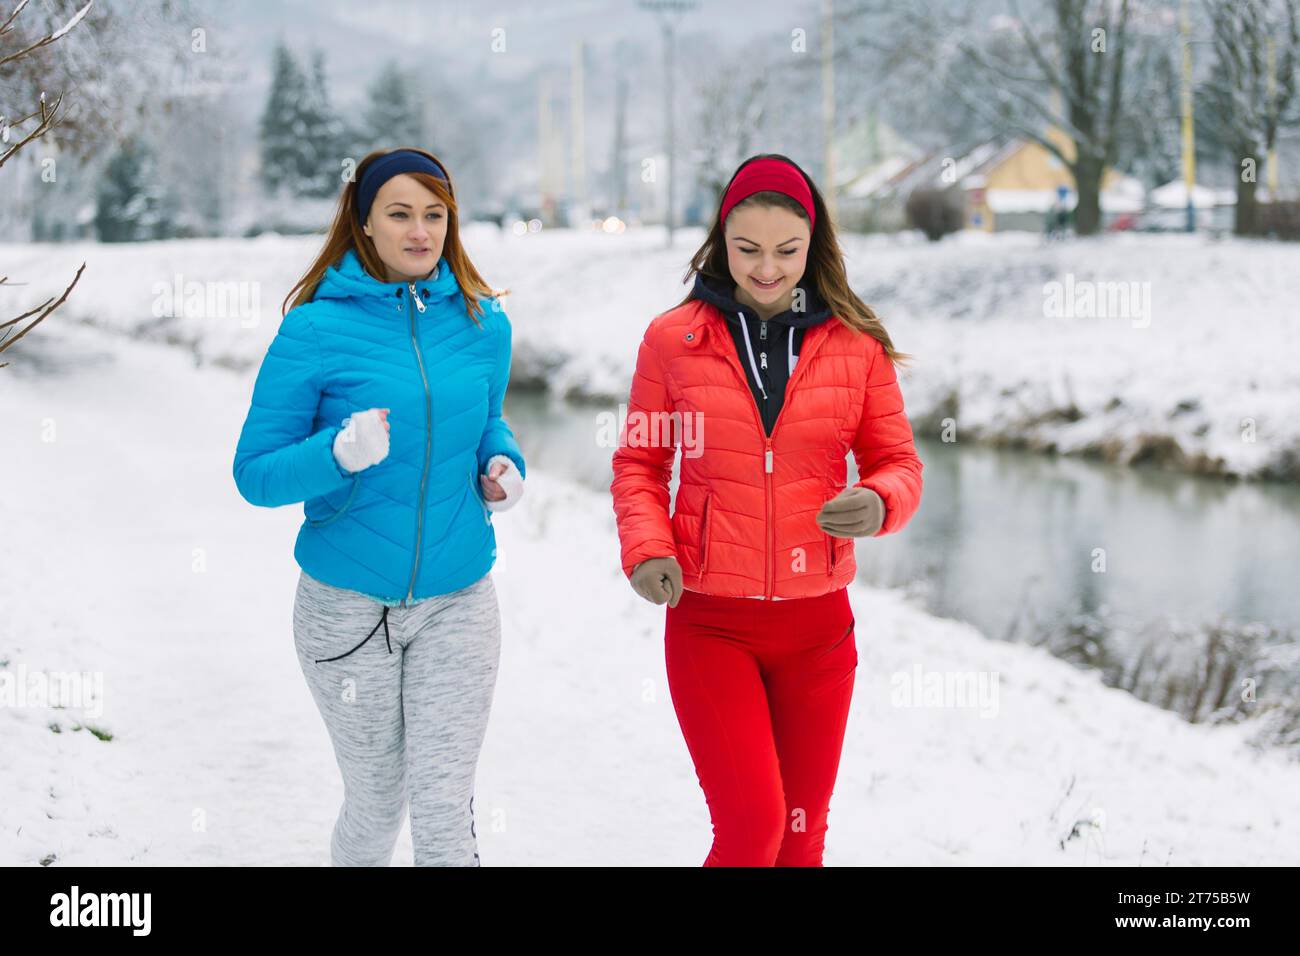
[{"xmin": 611, "ymin": 299, "xmax": 923, "ymax": 600}]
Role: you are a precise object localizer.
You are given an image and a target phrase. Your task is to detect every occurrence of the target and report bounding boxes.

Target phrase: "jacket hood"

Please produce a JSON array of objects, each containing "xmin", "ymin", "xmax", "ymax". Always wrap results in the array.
[
  {"xmin": 313, "ymin": 247, "xmax": 463, "ymax": 305},
  {"xmin": 691, "ymin": 271, "xmax": 833, "ymax": 329}
]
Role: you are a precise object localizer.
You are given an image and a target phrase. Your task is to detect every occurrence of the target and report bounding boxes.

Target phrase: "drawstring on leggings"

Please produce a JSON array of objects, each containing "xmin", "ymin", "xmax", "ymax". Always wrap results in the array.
[{"xmin": 314, "ymin": 605, "xmax": 392, "ymax": 663}]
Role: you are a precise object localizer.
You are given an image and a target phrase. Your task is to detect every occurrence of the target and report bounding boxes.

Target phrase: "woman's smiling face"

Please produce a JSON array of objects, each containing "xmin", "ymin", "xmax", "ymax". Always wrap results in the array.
[
  {"xmin": 723, "ymin": 203, "xmax": 810, "ymax": 313},
  {"xmin": 362, "ymin": 173, "xmax": 448, "ymax": 283}
]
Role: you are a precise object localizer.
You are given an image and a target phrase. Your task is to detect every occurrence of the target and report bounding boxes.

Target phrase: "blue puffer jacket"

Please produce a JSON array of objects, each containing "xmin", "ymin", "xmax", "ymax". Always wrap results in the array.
[{"xmin": 233, "ymin": 247, "xmax": 526, "ymax": 606}]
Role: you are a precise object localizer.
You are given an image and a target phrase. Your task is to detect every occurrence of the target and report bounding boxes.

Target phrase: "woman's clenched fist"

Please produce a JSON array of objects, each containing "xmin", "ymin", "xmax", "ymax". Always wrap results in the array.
[{"xmin": 333, "ymin": 407, "xmax": 390, "ymax": 473}]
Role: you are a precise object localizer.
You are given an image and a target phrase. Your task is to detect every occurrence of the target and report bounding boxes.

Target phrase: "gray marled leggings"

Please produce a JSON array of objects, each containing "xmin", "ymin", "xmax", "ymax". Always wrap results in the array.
[{"xmin": 291, "ymin": 568, "xmax": 500, "ymax": 866}]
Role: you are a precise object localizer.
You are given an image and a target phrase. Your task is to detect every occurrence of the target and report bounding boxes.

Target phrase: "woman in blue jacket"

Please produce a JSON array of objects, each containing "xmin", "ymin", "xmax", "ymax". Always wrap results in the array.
[{"xmin": 232, "ymin": 147, "xmax": 526, "ymax": 866}]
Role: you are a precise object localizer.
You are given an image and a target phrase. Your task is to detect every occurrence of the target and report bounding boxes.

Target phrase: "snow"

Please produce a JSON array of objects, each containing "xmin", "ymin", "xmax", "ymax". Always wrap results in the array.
[
  {"xmin": 2, "ymin": 320, "xmax": 1298, "ymax": 865},
  {"xmin": 2, "ymin": 226, "xmax": 1296, "ymax": 479},
  {"xmin": 1150, "ymin": 179, "xmax": 1238, "ymax": 208},
  {"xmin": 843, "ymin": 156, "xmax": 913, "ymax": 198},
  {"xmin": 985, "ymin": 175, "xmax": 1147, "ymax": 214},
  {"xmin": 953, "ymin": 140, "xmax": 1011, "ymax": 181},
  {"xmin": 1103, "ymin": 173, "xmax": 1149, "ymax": 212},
  {"xmin": 49, "ymin": 1, "xmax": 92, "ymax": 41},
  {"xmin": 986, "ymin": 188, "xmax": 1066, "ymax": 213}
]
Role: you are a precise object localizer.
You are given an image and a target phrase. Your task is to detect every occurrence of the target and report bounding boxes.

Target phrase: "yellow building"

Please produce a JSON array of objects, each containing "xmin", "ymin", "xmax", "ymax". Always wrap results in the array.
[{"xmin": 962, "ymin": 128, "xmax": 1143, "ymax": 232}]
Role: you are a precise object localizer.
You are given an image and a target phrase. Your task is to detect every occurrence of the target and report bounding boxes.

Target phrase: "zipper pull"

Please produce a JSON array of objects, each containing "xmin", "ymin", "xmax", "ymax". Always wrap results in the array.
[
  {"xmin": 409, "ymin": 282, "xmax": 426, "ymax": 312},
  {"xmin": 765, "ymin": 442, "xmax": 773, "ymax": 473},
  {"xmin": 760, "ymin": 320, "xmax": 768, "ymax": 341},
  {"xmin": 760, "ymin": 352, "xmax": 767, "ymax": 370}
]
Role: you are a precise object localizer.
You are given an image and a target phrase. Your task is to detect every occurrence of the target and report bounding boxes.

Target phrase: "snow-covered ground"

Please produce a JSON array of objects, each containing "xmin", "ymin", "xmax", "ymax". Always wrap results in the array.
[
  {"xmin": 2, "ymin": 226, "xmax": 1297, "ymax": 479},
  {"xmin": 1, "ymin": 321, "xmax": 1297, "ymax": 866}
]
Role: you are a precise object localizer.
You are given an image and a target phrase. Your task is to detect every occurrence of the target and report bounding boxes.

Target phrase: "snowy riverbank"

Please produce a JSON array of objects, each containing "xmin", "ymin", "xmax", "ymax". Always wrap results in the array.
[
  {"xmin": 3, "ymin": 227, "xmax": 1299, "ymax": 481},
  {"xmin": 1, "ymin": 322, "xmax": 1297, "ymax": 865}
]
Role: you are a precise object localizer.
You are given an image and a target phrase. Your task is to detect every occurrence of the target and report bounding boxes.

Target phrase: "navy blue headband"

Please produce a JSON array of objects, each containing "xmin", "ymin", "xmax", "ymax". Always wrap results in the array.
[{"xmin": 355, "ymin": 150, "xmax": 448, "ymax": 224}]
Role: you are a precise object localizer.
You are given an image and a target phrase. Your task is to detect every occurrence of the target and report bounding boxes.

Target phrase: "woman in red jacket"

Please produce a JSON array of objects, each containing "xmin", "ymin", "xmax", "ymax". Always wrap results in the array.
[{"xmin": 610, "ymin": 153, "xmax": 923, "ymax": 866}]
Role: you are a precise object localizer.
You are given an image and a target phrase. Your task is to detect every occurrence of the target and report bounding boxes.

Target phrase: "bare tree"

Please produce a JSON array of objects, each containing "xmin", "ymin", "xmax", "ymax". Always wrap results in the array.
[
  {"xmin": 1198, "ymin": 0, "xmax": 1300, "ymax": 234},
  {"xmin": 689, "ymin": 56, "xmax": 773, "ymax": 198},
  {"xmin": 0, "ymin": 0, "xmax": 190, "ymax": 163},
  {"xmin": 685, "ymin": 32, "xmax": 822, "ymax": 204},
  {"xmin": 0, "ymin": 0, "xmax": 91, "ymax": 368},
  {"xmin": 835, "ymin": 0, "xmax": 1142, "ymax": 236},
  {"xmin": 955, "ymin": 0, "xmax": 1136, "ymax": 235}
]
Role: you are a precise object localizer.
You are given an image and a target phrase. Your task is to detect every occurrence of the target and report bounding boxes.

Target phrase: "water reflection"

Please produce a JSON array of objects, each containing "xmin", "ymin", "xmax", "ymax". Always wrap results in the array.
[{"xmin": 503, "ymin": 390, "xmax": 1300, "ymax": 640}]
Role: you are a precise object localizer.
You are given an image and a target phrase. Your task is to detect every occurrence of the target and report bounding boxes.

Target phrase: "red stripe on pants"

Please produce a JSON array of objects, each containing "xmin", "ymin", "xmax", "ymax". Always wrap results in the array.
[{"xmin": 665, "ymin": 585, "xmax": 857, "ymax": 866}]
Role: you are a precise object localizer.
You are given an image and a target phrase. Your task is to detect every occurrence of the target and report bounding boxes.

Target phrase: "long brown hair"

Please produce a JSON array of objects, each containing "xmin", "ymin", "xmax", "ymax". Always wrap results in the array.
[
  {"xmin": 678, "ymin": 152, "xmax": 909, "ymax": 366},
  {"xmin": 281, "ymin": 146, "xmax": 502, "ymax": 324}
]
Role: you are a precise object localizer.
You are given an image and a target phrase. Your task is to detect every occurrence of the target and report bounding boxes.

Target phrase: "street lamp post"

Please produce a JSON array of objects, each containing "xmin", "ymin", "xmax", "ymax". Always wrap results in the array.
[{"xmin": 638, "ymin": 0, "xmax": 699, "ymax": 247}]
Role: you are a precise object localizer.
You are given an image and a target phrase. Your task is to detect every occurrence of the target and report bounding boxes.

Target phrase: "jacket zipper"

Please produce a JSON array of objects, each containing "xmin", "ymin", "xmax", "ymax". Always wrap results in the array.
[
  {"xmin": 469, "ymin": 468, "xmax": 491, "ymax": 523},
  {"xmin": 709, "ymin": 314, "xmax": 823, "ymax": 599},
  {"xmin": 764, "ymin": 437, "xmax": 774, "ymax": 596},
  {"xmin": 699, "ymin": 492, "xmax": 713, "ymax": 574},
  {"xmin": 761, "ymin": 326, "xmax": 821, "ymax": 596},
  {"xmin": 404, "ymin": 283, "xmax": 430, "ymax": 605}
]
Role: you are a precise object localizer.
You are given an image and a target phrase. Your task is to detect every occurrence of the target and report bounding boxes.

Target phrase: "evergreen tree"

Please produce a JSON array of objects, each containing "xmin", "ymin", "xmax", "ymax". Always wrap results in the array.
[
  {"xmin": 299, "ymin": 48, "xmax": 348, "ymax": 197},
  {"xmin": 361, "ymin": 63, "xmax": 425, "ymax": 152},
  {"xmin": 95, "ymin": 138, "xmax": 172, "ymax": 242},
  {"xmin": 259, "ymin": 41, "xmax": 310, "ymax": 195}
]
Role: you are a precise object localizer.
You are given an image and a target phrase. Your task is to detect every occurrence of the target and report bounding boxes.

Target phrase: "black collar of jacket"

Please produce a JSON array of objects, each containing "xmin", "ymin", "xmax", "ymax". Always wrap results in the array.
[{"xmin": 691, "ymin": 271, "xmax": 833, "ymax": 329}]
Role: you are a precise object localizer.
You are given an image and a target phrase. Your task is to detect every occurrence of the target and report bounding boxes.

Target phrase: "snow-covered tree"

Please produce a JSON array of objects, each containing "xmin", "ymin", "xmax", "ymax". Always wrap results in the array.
[
  {"xmin": 684, "ymin": 32, "xmax": 822, "ymax": 204},
  {"xmin": 359, "ymin": 63, "xmax": 426, "ymax": 152},
  {"xmin": 1113, "ymin": 29, "xmax": 1184, "ymax": 190},
  {"xmin": 954, "ymin": 0, "xmax": 1139, "ymax": 235},
  {"xmin": 0, "ymin": 0, "xmax": 189, "ymax": 165},
  {"xmin": 298, "ymin": 48, "xmax": 348, "ymax": 198},
  {"xmin": 259, "ymin": 41, "xmax": 310, "ymax": 196},
  {"xmin": 1198, "ymin": 0, "xmax": 1300, "ymax": 234},
  {"xmin": 835, "ymin": 0, "xmax": 1148, "ymax": 236},
  {"xmin": 0, "ymin": 0, "xmax": 94, "ymax": 368},
  {"xmin": 258, "ymin": 43, "xmax": 352, "ymax": 200},
  {"xmin": 95, "ymin": 136, "xmax": 172, "ymax": 242}
]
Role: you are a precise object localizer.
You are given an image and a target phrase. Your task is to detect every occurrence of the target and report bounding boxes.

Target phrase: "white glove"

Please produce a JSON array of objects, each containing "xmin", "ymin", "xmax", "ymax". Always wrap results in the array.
[
  {"xmin": 333, "ymin": 407, "xmax": 390, "ymax": 473},
  {"xmin": 483, "ymin": 454, "xmax": 524, "ymax": 512}
]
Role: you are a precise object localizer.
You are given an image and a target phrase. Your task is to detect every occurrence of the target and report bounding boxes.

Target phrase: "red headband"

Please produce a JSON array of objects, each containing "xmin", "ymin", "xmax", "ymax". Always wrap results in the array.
[{"xmin": 718, "ymin": 158, "xmax": 816, "ymax": 231}]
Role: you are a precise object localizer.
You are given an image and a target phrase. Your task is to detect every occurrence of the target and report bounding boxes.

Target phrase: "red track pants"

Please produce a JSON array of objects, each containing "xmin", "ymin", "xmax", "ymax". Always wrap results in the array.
[{"xmin": 664, "ymin": 585, "xmax": 857, "ymax": 866}]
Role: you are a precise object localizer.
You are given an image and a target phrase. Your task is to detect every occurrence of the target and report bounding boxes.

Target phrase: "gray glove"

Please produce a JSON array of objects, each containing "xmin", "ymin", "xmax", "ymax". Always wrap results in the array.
[
  {"xmin": 816, "ymin": 485, "xmax": 885, "ymax": 537},
  {"xmin": 630, "ymin": 556, "xmax": 683, "ymax": 607}
]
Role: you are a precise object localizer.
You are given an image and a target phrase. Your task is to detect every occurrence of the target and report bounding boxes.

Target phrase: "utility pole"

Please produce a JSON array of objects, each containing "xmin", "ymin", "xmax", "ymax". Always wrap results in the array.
[
  {"xmin": 572, "ymin": 39, "xmax": 587, "ymax": 220},
  {"xmin": 610, "ymin": 56, "xmax": 629, "ymax": 218},
  {"xmin": 539, "ymin": 71, "xmax": 564, "ymax": 225},
  {"xmin": 1267, "ymin": 36, "xmax": 1278, "ymax": 200},
  {"xmin": 638, "ymin": 0, "xmax": 699, "ymax": 247},
  {"xmin": 1180, "ymin": 0, "xmax": 1196, "ymax": 232},
  {"xmin": 822, "ymin": 0, "xmax": 836, "ymax": 225}
]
